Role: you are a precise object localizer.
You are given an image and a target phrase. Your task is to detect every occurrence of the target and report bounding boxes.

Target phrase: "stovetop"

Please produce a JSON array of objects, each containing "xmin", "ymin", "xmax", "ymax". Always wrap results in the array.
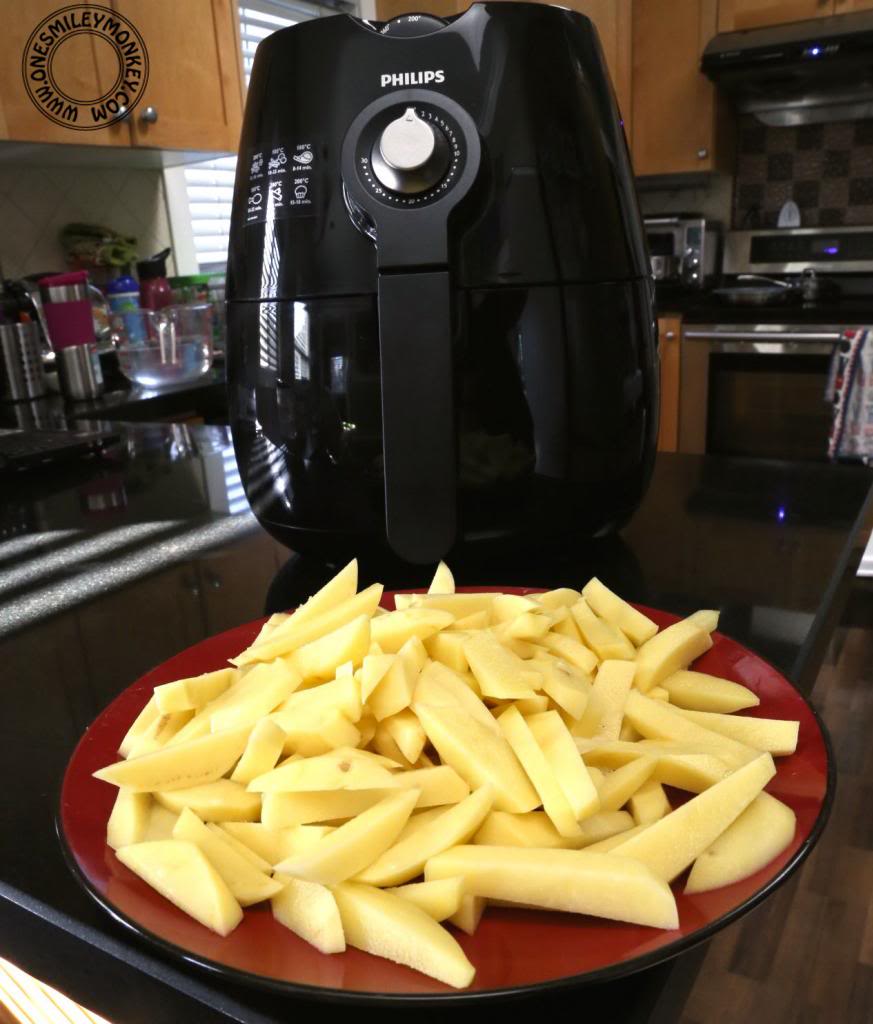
[{"xmin": 656, "ymin": 284, "xmax": 873, "ymax": 325}]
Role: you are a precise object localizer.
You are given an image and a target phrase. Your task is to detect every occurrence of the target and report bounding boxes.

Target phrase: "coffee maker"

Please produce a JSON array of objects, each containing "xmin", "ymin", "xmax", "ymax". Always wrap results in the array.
[{"xmin": 227, "ymin": 3, "xmax": 657, "ymax": 567}]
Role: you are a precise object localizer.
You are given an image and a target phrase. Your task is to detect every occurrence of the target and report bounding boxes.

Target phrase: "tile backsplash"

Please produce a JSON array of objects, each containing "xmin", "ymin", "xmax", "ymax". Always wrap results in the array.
[
  {"xmin": 0, "ymin": 164, "xmax": 173, "ymax": 280},
  {"xmin": 733, "ymin": 113, "xmax": 873, "ymax": 229}
]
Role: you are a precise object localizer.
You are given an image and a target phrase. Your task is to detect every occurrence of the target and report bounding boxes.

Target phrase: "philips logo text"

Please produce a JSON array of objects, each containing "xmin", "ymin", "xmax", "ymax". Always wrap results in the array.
[{"xmin": 381, "ymin": 70, "xmax": 445, "ymax": 87}]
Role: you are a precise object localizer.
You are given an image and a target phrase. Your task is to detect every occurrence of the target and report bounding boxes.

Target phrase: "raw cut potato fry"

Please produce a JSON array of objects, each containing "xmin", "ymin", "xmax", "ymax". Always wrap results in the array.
[
  {"xmin": 356, "ymin": 786, "xmax": 494, "ymax": 886},
  {"xmin": 661, "ymin": 670, "xmax": 760, "ymax": 713},
  {"xmin": 538, "ymin": 632, "xmax": 598, "ymax": 675},
  {"xmin": 371, "ymin": 609, "xmax": 454, "ymax": 653},
  {"xmin": 143, "ymin": 804, "xmax": 178, "ymax": 842},
  {"xmin": 333, "ymin": 882, "xmax": 475, "ymax": 989},
  {"xmin": 94, "ymin": 726, "xmax": 252, "ymax": 792},
  {"xmin": 581, "ymin": 578, "xmax": 658, "ymax": 646},
  {"xmin": 473, "ymin": 810, "xmax": 582, "ymax": 849},
  {"xmin": 212, "ymin": 666, "xmax": 294, "ymax": 740},
  {"xmin": 156, "ymin": 779, "xmax": 261, "ymax": 822},
  {"xmin": 261, "ymin": 790, "xmax": 390, "ymax": 828},
  {"xmin": 97, "ymin": 561, "xmax": 805, "ymax": 990},
  {"xmin": 414, "ymin": 703, "xmax": 539, "ymax": 813},
  {"xmin": 117, "ymin": 695, "xmax": 160, "ymax": 758},
  {"xmin": 573, "ymin": 660, "xmax": 636, "ymax": 740},
  {"xmin": 596, "ymin": 756, "xmax": 657, "ymax": 812},
  {"xmin": 524, "ymin": 710, "xmax": 600, "ymax": 820},
  {"xmin": 450, "ymin": 895, "xmax": 486, "ymax": 935},
  {"xmin": 154, "ymin": 668, "xmax": 236, "ymax": 714},
  {"xmin": 249, "ymin": 747, "xmax": 399, "ymax": 793},
  {"xmin": 463, "ymin": 631, "xmax": 540, "ymax": 700},
  {"xmin": 220, "ymin": 822, "xmax": 329, "ymax": 866},
  {"xmin": 273, "ymin": 789, "xmax": 419, "ymax": 885},
  {"xmin": 288, "ymin": 615, "xmax": 371, "ymax": 683},
  {"xmin": 383, "ymin": 709, "xmax": 427, "ymax": 764},
  {"xmin": 207, "ymin": 823, "xmax": 273, "ymax": 872},
  {"xmin": 388, "ymin": 878, "xmax": 463, "ymax": 921},
  {"xmin": 612, "ymin": 753, "xmax": 776, "ymax": 881},
  {"xmin": 231, "ymin": 718, "xmax": 286, "ymax": 784},
  {"xmin": 272, "ymin": 876, "xmax": 346, "ymax": 953},
  {"xmin": 685, "ymin": 792, "xmax": 796, "ymax": 893},
  {"xmin": 234, "ymin": 585, "xmax": 383, "ymax": 666},
  {"xmin": 628, "ymin": 779, "xmax": 671, "ymax": 826},
  {"xmin": 570, "ymin": 599, "xmax": 635, "ymax": 661},
  {"xmin": 389, "ymin": 765, "xmax": 471, "ymax": 806},
  {"xmin": 172, "ymin": 808, "xmax": 282, "ymax": 905},
  {"xmin": 106, "ymin": 789, "xmax": 151, "ymax": 850},
  {"xmin": 686, "ymin": 609, "xmax": 719, "ymax": 634},
  {"xmin": 624, "ymin": 690, "xmax": 759, "ymax": 767},
  {"xmin": 537, "ymin": 659, "xmax": 591, "ymax": 720},
  {"xmin": 497, "ymin": 706, "xmax": 582, "ymax": 838},
  {"xmin": 425, "ymin": 846, "xmax": 679, "ymax": 930},
  {"xmin": 428, "ymin": 561, "xmax": 455, "ymax": 594},
  {"xmin": 634, "ymin": 620, "xmax": 713, "ymax": 693},
  {"xmin": 117, "ymin": 840, "xmax": 243, "ymax": 936},
  {"xmin": 127, "ymin": 710, "xmax": 195, "ymax": 758},
  {"xmin": 671, "ymin": 708, "xmax": 799, "ymax": 756},
  {"xmin": 415, "ymin": 661, "xmax": 501, "ymax": 734}
]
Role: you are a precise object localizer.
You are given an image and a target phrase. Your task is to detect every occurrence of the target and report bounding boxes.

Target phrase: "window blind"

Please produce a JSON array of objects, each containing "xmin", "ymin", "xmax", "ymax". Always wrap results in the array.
[{"xmin": 182, "ymin": 0, "xmax": 353, "ymax": 273}]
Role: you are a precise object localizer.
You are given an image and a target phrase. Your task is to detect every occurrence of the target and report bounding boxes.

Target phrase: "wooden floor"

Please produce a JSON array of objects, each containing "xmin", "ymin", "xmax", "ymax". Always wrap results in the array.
[{"xmin": 681, "ymin": 586, "xmax": 873, "ymax": 1024}]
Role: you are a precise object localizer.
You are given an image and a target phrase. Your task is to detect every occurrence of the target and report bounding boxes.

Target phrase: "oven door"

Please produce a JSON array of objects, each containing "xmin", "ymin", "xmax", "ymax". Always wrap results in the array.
[{"xmin": 680, "ymin": 327, "xmax": 842, "ymax": 461}]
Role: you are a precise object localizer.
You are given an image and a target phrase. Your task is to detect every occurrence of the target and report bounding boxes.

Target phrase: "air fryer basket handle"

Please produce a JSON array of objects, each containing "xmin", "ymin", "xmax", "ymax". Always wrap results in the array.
[{"xmin": 378, "ymin": 270, "xmax": 456, "ymax": 563}]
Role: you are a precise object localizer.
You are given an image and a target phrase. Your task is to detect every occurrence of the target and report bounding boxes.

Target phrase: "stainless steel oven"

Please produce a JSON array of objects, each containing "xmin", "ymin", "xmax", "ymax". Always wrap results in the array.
[{"xmin": 679, "ymin": 324, "xmax": 842, "ymax": 461}]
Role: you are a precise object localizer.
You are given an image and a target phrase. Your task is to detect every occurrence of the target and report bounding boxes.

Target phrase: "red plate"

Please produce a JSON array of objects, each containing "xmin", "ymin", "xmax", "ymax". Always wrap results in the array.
[{"xmin": 58, "ymin": 589, "xmax": 833, "ymax": 1004}]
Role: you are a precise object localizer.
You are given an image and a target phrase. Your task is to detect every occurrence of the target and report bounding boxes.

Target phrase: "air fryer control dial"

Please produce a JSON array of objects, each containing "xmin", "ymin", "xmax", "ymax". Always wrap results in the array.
[
  {"xmin": 379, "ymin": 14, "xmax": 446, "ymax": 36},
  {"xmin": 371, "ymin": 107, "xmax": 450, "ymax": 195}
]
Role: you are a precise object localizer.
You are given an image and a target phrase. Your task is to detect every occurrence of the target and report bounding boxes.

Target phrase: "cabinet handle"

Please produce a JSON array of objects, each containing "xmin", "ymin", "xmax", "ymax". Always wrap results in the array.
[
  {"xmin": 664, "ymin": 330, "xmax": 676, "ymax": 340},
  {"xmin": 117, "ymin": 105, "xmax": 130, "ymax": 122},
  {"xmin": 140, "ymin": 106, "xmax": 158, "ymax": 124},
  {"xmin": 696, "ymin": 147, "xmax": 708, "ymax": 160}
]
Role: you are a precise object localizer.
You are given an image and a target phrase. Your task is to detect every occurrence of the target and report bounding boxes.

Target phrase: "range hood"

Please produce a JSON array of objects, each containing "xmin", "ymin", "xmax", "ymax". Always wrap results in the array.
[{"xmin": 702, "ymin": 10, "xmax": 873, "ymax": 126}]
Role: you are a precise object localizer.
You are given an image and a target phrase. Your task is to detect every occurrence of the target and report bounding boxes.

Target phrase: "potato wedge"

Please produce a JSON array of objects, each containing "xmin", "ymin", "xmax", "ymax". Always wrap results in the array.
[
  {"xmin": 272, "ymin": 876, "xmax": 346, "ymax": 953},
  {"xmin": 425, "ymin": 846, "xmax": 678, "ymax": 930}
]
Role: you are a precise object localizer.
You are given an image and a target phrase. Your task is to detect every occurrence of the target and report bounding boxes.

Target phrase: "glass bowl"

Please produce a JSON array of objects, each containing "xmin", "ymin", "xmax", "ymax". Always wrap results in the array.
[{"xmin": 113, "ymin": 304, "xmax": 213, "ymax": 388}]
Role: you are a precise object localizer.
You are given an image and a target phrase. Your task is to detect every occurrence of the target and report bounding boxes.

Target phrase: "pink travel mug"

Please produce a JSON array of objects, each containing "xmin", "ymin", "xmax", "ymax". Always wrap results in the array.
[{"xmin": 38, "ymin": 271, "xmax": 97, "ymax": 351}]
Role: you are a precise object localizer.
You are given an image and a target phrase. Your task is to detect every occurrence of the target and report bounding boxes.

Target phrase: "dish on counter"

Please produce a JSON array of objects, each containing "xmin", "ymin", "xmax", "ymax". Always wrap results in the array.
[{"xmin": 59, "ymin": 566, "xmax": 831, "ymax": 1002}]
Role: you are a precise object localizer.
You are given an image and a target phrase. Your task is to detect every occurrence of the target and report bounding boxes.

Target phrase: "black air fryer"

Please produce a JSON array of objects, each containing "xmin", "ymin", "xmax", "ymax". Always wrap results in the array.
[{"xmin": 227, "ymin": 3, "xmax": 657, "ymax": 567}]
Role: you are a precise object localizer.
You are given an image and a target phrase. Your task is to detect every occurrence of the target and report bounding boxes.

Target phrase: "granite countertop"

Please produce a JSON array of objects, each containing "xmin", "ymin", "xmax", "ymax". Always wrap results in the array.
[{"xmin": 1, "ymin": 424, "xmax": 872, "ymax": 1022}]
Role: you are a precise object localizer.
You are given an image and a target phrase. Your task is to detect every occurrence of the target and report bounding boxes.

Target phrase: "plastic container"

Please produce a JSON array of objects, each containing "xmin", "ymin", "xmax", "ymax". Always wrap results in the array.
[
  {"xmin": 137, "ymin": 249, "xmax": 173, "ymax": 310},
  {"xmin": 105, "ymin": 272, "xmax": 144, "ymax": 344},
  {"xmin": 113, "ymin": 303, "xmax": 213, "ymax": 387},
  {"xmin": 38, "ymin": 270, "xmax": 96, "ymax": 350}
]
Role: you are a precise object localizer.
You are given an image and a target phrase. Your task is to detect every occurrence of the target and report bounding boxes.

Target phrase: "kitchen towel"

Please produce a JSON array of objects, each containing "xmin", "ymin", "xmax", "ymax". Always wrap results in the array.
[{"xmin": 828, "ymin": 328, "xmax": 873, "ymax": 462}]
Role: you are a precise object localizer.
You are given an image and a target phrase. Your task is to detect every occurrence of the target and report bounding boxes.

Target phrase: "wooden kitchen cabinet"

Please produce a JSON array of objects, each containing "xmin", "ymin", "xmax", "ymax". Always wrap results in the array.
[
  {"xmin": 632, "ymin": 0, "xmax": 732, "ymax": 176},
  {"xmin": 374, "ymin": 1, "xmax": 632, "ymax": 128},
  {"xmin": 718, "ymin": 0, "xmax": 833, "ymax": 31},
  {"xmin": 195, "ymin": 533, "xmax": 285, "ymax": 636},
  {"xmin": 657, "ymin": 316, "xmax": 682, "ymax": 453},
  {"xmin": 0, "ymin": 0, "xmax": 131, "ymax": 145},
  {"xmin": 114, "ymin": 0, "xmax": 244, "ymax": 152}
]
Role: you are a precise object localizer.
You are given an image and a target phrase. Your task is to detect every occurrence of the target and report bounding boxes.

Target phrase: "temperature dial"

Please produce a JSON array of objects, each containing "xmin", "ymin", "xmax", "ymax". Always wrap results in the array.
[{"xmin": 370, "ymin": 107, "xmax": 451, "ymax": 195}]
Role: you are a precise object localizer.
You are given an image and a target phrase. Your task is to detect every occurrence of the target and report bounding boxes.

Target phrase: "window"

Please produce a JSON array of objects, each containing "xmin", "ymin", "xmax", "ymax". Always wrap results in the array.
[{"xmin": 169, "ymin": 0, "xmax": 362, "ymax": 275}]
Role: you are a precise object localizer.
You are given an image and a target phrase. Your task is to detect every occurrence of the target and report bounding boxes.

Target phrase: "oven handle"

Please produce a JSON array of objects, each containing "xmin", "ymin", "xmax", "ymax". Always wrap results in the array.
[{"xmin": 684, "ymin": 329, "xmax": 843, "ymax": 343}]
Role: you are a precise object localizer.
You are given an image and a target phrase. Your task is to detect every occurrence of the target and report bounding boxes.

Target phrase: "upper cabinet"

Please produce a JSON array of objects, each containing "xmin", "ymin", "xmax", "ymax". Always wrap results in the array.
[
  {"xmin": 718, "ymin": 0, "xmax": 873, "ymax": 30},
  {"xmin": 632, "ymin": 0, "xmax": 731, "ymax": 176},
  {"xmin": 0, "ymin": 0, "xmax": 131, "ymax": 146},
  {"xmin": 0, "ymin": 0, "xmax": 244, "ymax": 152},
  {"xmin": 114, "ymin": 0, "xmax": 244, "ymax": 151}
]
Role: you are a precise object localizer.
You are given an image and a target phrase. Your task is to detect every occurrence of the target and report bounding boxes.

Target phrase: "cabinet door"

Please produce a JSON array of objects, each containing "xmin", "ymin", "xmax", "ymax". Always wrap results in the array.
[
  {"xmin": 0, "ymin": 0, "xmax": 131, "ymax": 145},
  {"xmin": 718, "ymin": 0, "xmax": 833, "ymax": 31},
  {"xmin": 196, "ymin": 532, "xmax": 285, "ymax": 636},
  {"xmin": 834, "ymin": 0, "xmax": 873, "ymax": 10},
  {"xmin": 374, "ymin": 1, "xmax": 632, "ymax": 130},
  {"xmin": 115, "ymin": 0, "xmax": 244, "ymax": 152},
  {"xmin": 632, "ymin": 0, "xmax": 724, "ymax": 175},
  {"xmin": 657, "ymin": 317, "xmax": 682, "ymax": 453}
]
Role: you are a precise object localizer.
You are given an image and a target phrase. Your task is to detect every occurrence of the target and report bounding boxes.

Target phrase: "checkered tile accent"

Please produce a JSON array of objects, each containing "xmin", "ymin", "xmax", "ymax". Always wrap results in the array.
[{"xmin": 733, "ymin": 114, "xmax": 873, "ymax": 229}]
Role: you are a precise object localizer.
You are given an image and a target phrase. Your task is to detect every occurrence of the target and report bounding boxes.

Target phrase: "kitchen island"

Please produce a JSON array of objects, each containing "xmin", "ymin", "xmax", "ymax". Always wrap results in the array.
[{"xmin": 0, "ymin": 422, "xmax": 870, "ymax": 1022}]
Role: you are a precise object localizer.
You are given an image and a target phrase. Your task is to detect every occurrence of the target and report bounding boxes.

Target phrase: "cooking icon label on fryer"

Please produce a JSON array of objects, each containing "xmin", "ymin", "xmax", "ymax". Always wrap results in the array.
[{"xmin": 244, "ymin": 142, "xmax": 316, "ymax": 224}]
